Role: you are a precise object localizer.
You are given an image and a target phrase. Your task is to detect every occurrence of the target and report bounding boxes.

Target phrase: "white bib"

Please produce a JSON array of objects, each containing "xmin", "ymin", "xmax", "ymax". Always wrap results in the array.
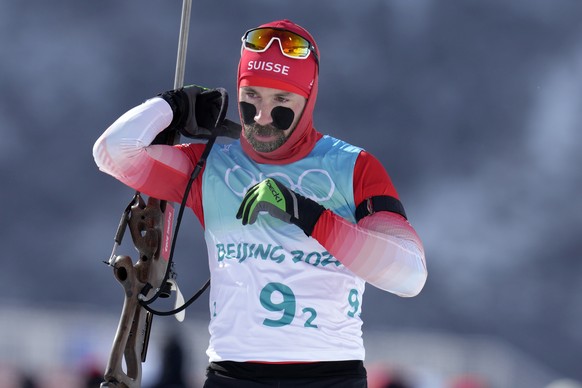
[{"xmin": 202, "ymin": 136, "xmax": 366, "ymax": 362}]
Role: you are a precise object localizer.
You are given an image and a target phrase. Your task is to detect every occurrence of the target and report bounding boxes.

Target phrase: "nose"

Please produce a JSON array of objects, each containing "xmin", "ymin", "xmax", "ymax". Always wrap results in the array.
[{"xmin": 253, "ymin": 101, "xmax": 274, "ymax": 126}]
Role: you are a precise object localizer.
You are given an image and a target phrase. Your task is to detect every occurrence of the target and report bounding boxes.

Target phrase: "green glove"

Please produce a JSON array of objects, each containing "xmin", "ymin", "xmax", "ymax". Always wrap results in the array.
[{"xmin": 236, "ymin": 178, "xmax": 326, "ymax": 236}]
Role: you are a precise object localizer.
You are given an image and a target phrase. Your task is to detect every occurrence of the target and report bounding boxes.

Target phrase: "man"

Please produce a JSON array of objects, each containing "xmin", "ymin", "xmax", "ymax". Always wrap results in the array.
[{"xmin": 94, "ymin": 19, "xmax": 427, "ymax": 388}]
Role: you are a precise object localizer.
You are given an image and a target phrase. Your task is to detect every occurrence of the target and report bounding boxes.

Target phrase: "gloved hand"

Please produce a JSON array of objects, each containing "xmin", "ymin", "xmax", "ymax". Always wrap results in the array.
[
  {"xmin": 236, "ymin": 178, "xmax": 326, "ymax": 236},
  {"xmin": 159, "ymin": 84, "xmax": 230, "ymax": 139}
]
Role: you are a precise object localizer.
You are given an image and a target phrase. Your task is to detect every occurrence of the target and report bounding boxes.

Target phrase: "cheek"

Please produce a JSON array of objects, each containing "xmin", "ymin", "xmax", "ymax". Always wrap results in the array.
[
  {"xmin": 239, "ymin": 102, "xmax": 257, "ymax": 125},
  {"xmin": 291, "ymin": 104, "xmax": 306, "ymax": 126},
  {"xmin": 284, "ymin": 109, "xmax": 303, "ymax": 136}
]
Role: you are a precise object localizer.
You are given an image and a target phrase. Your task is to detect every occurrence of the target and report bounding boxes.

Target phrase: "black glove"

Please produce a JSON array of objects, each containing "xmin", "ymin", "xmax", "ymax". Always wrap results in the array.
[
  {"xmin": 159, "ymin": 85, "xmax": 234, "ymax": 139},
  {"xmin": 236, "ymin": 178, "xmax": 326, "ymax": 236}
]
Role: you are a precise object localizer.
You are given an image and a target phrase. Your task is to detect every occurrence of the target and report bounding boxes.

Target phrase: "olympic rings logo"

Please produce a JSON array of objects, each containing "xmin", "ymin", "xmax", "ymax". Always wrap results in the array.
[{"xmin": 224, "ymin": 165, "xmax": 336, "ymax": 202}]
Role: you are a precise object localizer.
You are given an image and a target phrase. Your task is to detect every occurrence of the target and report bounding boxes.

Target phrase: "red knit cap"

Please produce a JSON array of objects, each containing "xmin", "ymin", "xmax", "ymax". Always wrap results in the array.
[{"xmin": 237, "ymin": 19, "xmax": 322, "ymax": 164}]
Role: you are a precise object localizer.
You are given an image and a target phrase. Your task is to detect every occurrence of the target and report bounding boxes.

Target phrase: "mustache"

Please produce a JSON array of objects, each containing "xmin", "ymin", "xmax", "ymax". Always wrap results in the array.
[{"xmin": 246, "ymin": 123, "xmax": 280, "ymax": 136}]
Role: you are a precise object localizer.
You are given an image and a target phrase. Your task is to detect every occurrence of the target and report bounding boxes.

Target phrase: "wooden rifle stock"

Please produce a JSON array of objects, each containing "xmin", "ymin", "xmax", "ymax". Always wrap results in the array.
[{"xmin": 101, "ymin": 195, "xmax": 174, "ymax": 387}]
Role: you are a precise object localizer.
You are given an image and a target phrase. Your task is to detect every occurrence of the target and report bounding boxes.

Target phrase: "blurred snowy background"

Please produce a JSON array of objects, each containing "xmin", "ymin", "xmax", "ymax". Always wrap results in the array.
[{"xmin": 1, "ymin": 0, "xmax": 581, "ymax": 387}]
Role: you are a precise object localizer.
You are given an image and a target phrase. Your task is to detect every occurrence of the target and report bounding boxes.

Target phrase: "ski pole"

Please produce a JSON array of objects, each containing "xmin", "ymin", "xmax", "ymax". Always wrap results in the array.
[{"xmin": 174, "ymin": 0, "xmax": 192, "ymax": 89}]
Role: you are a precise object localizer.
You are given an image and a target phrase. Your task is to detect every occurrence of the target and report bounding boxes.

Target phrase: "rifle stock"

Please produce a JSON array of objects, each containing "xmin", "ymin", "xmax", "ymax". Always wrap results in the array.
[{"xmin": 101, "ymin": 195, "xmax": 173, "ymax": 388}]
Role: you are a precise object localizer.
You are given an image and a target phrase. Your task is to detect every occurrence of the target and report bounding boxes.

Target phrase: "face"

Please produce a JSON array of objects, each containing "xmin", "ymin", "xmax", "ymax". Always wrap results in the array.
[{"xmin": 239, "ymin": 86, "xmax": 306, "ymax": 152}]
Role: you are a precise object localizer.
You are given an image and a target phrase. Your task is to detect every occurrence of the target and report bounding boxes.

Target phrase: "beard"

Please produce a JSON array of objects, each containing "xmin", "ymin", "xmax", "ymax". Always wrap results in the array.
[{"xmin": 243, "ymin": 123, "xmax": 290, "ymax": 152}]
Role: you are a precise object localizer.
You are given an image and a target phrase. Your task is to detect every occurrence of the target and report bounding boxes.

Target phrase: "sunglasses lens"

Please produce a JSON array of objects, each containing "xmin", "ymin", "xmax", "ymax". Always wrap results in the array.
[
  {"xmin": 279, "ymin": 32, "xmax": 311, "ymax": 57},
  {"xmin": 244, "ymin": 28, "xmax": 312, "ymax": 58},
  {"xmin": 244, "ymin": 29, "xmax": 272, "ymax": 51}
]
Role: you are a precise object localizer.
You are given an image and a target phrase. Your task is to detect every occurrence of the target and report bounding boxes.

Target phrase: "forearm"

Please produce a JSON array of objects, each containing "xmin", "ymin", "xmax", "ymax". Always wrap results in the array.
[
  {"xmin": 312, "ymin": 211, "xmax": 427, "ymax": 297},
  {"xmin": 92, "ymin": 97, "xmax": 192, "ymax": 192}
]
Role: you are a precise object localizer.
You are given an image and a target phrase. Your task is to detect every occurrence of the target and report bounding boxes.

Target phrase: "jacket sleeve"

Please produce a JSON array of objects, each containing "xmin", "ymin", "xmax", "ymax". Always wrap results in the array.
[
  {"xmin": 92, "ymin": 97, "xmax": 197, "ymax": 204},
  {"xmin": 311, "ymin": 152, "xmax": 427, "ymax": 297},
  {"xmin": 312, "ymin": 210, "xmax": 427, "ymax": 297}
]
